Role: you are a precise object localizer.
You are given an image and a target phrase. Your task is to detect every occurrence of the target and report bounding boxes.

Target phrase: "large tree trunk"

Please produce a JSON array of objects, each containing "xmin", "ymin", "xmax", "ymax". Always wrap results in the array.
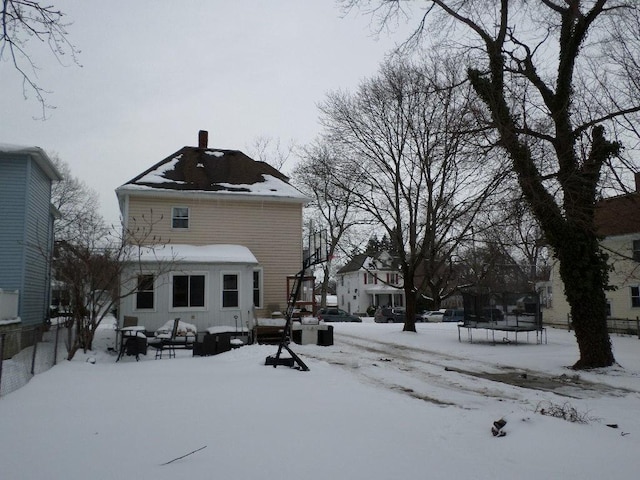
[
  {"xmin": 555, "ymin": 230, "xmax": 614, "ymax": 369},
  {"xmin": 468, "ymin": 57, "xmax": 617, "ymax": 369},
  {"xmin": 403, "ymin": 272, "xmax": 417, "ymax": 332}
]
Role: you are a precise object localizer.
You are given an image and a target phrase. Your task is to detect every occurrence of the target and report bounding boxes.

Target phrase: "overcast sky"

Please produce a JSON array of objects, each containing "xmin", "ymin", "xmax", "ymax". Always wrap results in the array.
[{"xmin": 1, "ymin": 1, "xmax": 416, "ymax": 226}]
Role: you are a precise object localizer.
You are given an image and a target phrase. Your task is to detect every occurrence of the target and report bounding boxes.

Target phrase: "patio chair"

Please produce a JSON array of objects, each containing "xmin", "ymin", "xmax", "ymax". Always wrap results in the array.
[{"xmin": 148, "ymin": 318, "xmax": 180, "ymax": 359}]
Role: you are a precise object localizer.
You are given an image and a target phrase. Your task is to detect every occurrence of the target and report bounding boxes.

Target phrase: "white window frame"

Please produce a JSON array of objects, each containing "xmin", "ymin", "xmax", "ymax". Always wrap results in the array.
[
  {"xmin": 171, "ymin": 206, "xmax": 190, "ymax": 229},
  {"xmin": 134, "ymin": 273, "xmax": 155, "ymax": 311},
  {"xmin": 221, "ymin": 271, "xmax": 241, "ymax": 309},
  {"xmin": 253, "ymin": 268, "xmax": 263, "ymax": 308},
  {"xmin": 633, "ymin": 240, "xmax": 640, "ymax": 262},
  {"xmin": 631, "ymin": 286, "xmax": 640, "ymax": 308},
  {"xmin": 170, "ymin": 271, "xmax": 207, "ymax": 311}
]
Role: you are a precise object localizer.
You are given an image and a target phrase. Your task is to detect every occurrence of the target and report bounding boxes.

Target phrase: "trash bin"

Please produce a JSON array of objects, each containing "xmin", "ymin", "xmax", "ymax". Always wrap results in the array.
[{"xmin": 317, "ymin": 325, "xmax": 333, "ymax": 346}]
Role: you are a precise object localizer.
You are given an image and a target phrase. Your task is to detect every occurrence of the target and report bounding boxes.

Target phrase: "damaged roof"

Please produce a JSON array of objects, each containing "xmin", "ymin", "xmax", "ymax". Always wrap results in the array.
[{"xmin": 116, "ymin": 145, "xmax": 306, "ymax": 201}]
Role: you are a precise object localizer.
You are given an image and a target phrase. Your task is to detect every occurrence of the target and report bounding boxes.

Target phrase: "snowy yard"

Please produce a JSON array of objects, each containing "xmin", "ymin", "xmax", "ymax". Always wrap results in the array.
[{"xmin": 0, "ymin": 318, "xmax": 638, "ymax": 480}]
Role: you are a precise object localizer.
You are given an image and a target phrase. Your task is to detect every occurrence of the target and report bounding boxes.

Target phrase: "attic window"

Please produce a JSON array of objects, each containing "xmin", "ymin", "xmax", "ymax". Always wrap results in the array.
[{"xmin": 172, "ymin": 207, "xmax": 189, "ymax": 229}]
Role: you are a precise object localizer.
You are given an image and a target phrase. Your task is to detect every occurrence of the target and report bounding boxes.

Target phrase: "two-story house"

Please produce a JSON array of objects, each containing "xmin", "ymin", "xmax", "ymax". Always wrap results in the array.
[
  {"xmin": 543, "ymin": 174, "xmax": 640, "ymax": 325},
  {"xmin": 115, "ymin": 131, "xmax": 308, "ymax": 333},
  {"xmin": 0, "ymin": 144, "xmax": 61, "ymax": 357},
  {"xmin": 336, "ymin": 251, "xmax": 404, "ymax": 315}
]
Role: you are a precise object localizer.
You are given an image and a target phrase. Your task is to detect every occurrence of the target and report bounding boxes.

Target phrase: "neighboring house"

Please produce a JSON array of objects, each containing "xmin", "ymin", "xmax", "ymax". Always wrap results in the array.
[
  {"xmin": 315, "ymin": 294, "xmax": 338, "ymax": 308},
  {"xmin": 0, "ymin": 144, "xmax": 61, "ymax": 355},
  {"xmin": 115, "ymin": 131, "xmax": 308, "ymax": 333},
  {"xmin": 336, "ymin": 251, "xmax": 404, "ymax": 314},
  {"xmin": 543, "ymin": 175, "xmax": 640, "ymax": 325}
]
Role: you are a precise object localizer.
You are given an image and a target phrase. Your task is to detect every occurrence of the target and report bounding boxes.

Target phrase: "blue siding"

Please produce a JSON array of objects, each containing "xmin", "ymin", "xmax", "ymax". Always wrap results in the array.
[
  {"xmin": 0, "ymin": 157, "xmax": 28, "ymax": 293},
  {"xmin": 22, "ymin": 160, "xmax": 54, "ymax": 325},
  {"xmin": 0, "ymin": 153, "xmax": 54, "ymax": 326}
]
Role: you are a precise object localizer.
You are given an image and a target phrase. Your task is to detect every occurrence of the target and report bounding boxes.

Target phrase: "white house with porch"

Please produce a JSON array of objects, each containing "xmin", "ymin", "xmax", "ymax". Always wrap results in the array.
[{"xmin": 336, "ymin": 251, "xmax": 405, "ymax": 315}]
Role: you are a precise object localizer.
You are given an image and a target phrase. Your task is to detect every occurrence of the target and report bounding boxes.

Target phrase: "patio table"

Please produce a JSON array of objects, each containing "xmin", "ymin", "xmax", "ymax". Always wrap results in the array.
[{"xmin": 116, "ymin": 326, "xmax": 147, "ymax": 361}]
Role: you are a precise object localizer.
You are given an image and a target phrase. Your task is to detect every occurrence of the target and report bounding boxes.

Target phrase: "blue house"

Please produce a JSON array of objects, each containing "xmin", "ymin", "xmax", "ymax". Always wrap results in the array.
[{"xmin": 0, "ymin": 144, "xmax": 61, "ymax": 338}]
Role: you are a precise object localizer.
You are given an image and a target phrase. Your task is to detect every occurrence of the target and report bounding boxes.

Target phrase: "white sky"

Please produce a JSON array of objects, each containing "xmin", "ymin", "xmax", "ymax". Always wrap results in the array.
[{"xmin": 1, "ymin": 1, "xmax": 415, "ymax": 226}]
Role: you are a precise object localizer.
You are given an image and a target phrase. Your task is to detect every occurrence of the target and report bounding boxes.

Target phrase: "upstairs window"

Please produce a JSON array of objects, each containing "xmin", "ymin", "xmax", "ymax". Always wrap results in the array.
[
  {"xmin": 135, "ymin": 274, "xmax": 154, "ymax": 310},
  {"xmin": 633, "ymin": 240, "xmax": 640, "ymax": 262},
  {"xmin": 172, "ymin": 207, "xmax": 189, "ymax": 229},
  {"xmin": 173, "ymin": 274, "xmax": 205, "ymax": 308}
]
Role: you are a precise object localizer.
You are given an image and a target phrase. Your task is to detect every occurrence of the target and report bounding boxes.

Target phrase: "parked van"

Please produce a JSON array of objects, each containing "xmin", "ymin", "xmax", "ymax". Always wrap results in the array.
[{"xmin": 442, "ymin": 309, "xmax": 465, "ymax": 322}]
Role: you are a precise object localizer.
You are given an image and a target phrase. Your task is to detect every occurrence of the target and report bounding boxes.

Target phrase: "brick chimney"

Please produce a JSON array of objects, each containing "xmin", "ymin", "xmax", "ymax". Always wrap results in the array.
[{"xmin": 198, "ymin": 130, "xmax": 208, "ymax": 149}]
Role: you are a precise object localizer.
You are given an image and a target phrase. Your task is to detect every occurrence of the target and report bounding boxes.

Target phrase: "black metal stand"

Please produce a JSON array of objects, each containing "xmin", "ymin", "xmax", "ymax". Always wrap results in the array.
[{"xmin": 265, "ymin": 261, "xmax": 311, "ymax": 371}]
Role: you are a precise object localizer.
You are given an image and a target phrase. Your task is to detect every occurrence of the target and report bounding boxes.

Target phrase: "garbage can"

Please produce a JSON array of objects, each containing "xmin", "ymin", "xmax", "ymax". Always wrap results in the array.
[{"xmin": 317, "ymin": 325, "xmax": 333, "ymax": 346}]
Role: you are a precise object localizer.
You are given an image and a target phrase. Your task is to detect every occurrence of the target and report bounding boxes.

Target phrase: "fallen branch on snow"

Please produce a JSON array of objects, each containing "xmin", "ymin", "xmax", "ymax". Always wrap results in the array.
[{"xmin": 161, "ymin": 445, "xmax": 207, "ymax": 466}]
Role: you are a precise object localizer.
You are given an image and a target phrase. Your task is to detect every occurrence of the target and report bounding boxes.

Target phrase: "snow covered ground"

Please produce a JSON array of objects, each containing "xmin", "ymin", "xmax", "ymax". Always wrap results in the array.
[{"xmin": 0, "ymin": 317, "xmax": 638, "ymax": 480}]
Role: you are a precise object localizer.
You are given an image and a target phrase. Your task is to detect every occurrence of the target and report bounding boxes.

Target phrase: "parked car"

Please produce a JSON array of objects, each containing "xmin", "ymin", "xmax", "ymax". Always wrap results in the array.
[
  {"xmin": 422, "ymin": 309, "xmax": 446, "ymax": 322},
  {"xmin": 374, "ymin": 307, "xmax": 406, "ymax": 323},
  {"xmin": 442, "ymin": 308, "xmax": 465, "ymax": 322},
  {"xmin": 317, "ymin": 308, "xmax": 362, "ymax": 322}
]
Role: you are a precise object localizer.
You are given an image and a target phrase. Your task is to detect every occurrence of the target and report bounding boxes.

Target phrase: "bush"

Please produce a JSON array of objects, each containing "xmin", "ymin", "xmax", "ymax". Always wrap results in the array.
[{"xmin": 535, "ymin": 401, "xmax": 595, "ymax": 424}]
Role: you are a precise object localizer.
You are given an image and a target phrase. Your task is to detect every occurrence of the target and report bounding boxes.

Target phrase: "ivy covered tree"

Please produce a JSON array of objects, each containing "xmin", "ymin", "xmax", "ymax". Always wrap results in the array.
[{"xmin": 343, "ymin": 0, "xmax": 640, "ymax": 367}]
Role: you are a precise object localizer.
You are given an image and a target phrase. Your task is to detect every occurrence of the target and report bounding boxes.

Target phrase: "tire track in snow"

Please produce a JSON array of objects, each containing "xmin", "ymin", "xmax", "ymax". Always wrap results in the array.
[{"xmin": 302, "ymin": 331, "xmax": 637, "ymax": 408}]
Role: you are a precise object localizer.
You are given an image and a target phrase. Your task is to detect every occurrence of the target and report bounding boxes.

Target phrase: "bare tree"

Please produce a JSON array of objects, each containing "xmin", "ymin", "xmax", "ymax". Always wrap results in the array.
[
  {"xmin": 54, "ymin": 210, "xmax": 176, "ymax": 360},
  {"xmin": 50, "ymin": 156, "xmax": 104, "ymax": 243},
  {"xmin": 1, "ymin": 1, "xmax": 80, "ymax": 116},
  {"xmin": 344, "ymin": 0, "xmax": 640, "ymax": 368},
  {"xmin": 319, "ymin": 55, "xmax": 500, "ymax": 331},
  {"xmin": 478, "ymin": 194, "xmax": 551, "ymax": 287},
  {"xmin": 49, "ymin": 163, "xmax": 177, "ymax": 359},
  {"xmin": 246, "ymin": 136, "xmax": 297, "ymax": 171},
  {"xmin": 293, "ymin": 140, "xmax": 366, "ymax": 308}
]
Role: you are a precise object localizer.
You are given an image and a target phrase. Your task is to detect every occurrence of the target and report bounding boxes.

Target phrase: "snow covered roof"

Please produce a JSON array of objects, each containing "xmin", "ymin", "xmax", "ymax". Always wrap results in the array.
[
  {"xmin": 116, "ymin": 145, "xmax": 307, "ymax": 203},
  {"xmin": 128, "ymin": 244, "xmax": 259, "ymax": 265},
  {"xmin": 337, "ymin": 251, "xmax": 401, "ymax": 274},
  {"xmin": 0, "ymin": 143, "xmax": 62, "ymax": 181}
]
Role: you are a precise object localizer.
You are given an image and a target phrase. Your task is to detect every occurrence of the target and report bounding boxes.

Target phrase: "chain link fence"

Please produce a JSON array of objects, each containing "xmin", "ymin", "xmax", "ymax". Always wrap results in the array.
[{"xmin": 0, "ymin": 321, "xmax": 72, "ymax": 397}]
